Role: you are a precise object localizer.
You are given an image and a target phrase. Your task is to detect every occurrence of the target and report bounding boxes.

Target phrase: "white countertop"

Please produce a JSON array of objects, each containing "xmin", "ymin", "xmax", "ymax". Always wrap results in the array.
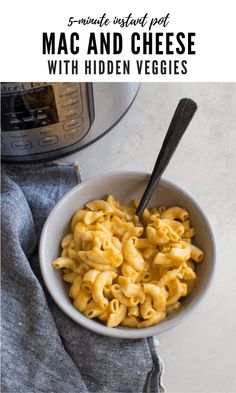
[{"xmin": 61, "ymin": 83, "xmax": 236, "ymax": 393}]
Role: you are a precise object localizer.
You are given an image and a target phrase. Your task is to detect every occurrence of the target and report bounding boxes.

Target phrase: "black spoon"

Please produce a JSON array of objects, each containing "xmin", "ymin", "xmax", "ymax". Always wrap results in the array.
[{"xmin": 136, "ymin": 98, "xmax": 197, "ymax": 218}]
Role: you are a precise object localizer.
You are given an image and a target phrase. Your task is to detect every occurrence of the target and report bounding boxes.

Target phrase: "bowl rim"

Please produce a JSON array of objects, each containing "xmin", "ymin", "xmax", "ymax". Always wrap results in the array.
[{"xmin": 39, "ymin": 170, "xmax": 216, "ymax": 339}]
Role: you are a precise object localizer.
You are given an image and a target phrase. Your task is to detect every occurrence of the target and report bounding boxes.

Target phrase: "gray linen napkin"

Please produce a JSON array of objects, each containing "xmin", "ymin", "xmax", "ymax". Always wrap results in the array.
[{"xmin": 1, "ymin": 162, "xmax": 164, "ymax": 393}]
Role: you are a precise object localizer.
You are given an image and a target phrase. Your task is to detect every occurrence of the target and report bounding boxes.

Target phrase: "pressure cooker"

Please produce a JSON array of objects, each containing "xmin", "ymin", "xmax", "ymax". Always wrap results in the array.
[{"xmin": 1, "ymin": 82, "xmax": 140, "ymax": 162}]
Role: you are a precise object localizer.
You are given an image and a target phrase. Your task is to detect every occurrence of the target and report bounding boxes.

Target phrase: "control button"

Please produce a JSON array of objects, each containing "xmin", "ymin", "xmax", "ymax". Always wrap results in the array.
[
  {"xmin": 23, "ymin": 117, "xmax": 35, "ymax": 122},
  {"xmin": 11, "ymin": 141, "xmax": 32, "ymax": 150},
  {"xmin": 61, "ymin": 98, "xmax": 79, "ymax": 108},
  {"xmin": 11, "ymin": 133, "xmax": 28, "ymax": 139},
  {"xmin": 64, "ymin": 128, "xmax": 83, "ymax": 140},
  {"xmin": 40, "ymin": 129, "xmax": 52, "ymax": 135},
  {"xmin": 1, "ymin": 142, "xmax": 6, "ymax": 151},
  {"xmin": 65, "ymin": 108, "xmax": 82, "ymax": 117},
  {"xmin": 38, "ymin": 136, "xmax": 58, "ymax": 146},
  {"xmin": 37, "ymin": 114, "xmax": 48, "ymax": 120},
  {"xmin": 10, "ymin": 118, "xmax": 20, "ymax": 124},
  {"xmin": 62, "ymin": 87, "xmax": 79, "ymax": 97},
  {"xmin": 63, "ymin": 118, "xmax": 83, "ymax": 131}
]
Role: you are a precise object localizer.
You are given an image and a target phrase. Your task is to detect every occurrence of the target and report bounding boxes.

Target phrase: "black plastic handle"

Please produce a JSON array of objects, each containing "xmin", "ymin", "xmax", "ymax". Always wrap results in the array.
[{"xmin": 136, "ymin": 98, "xmax": 197, "ymax": 217}]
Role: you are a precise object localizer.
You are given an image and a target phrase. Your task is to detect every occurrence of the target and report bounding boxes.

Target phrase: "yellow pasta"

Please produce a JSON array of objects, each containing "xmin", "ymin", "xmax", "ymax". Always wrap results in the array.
[
  {"xmin": 69, "ymin": 275, "xmax": 83, "ymax": 299},
  {"xmin": 84, "ymin": 300, "xmax": 105, "ymax": 319},
  {"xmin": 53, "ymin": 257, "xmax": 78, "ymax": 271},
  {"xmin": 127, "ymin": 305, "xmax": 139, "ymax": 317},
  {"xmin": 121, "ymin": 316, "xmax": 139, "ymax": 327},
  {"xmin": 123, "ymin": 237, "xmax": 145, "ymax": 272},
  {"xmin": 73, "ymin": 290, "xmax": 91, "ymax": 312},
  {"xmin": 52, "ymin": 196, "xmax": 204, "ymax": 328},
  {"xmin": 92, "ymin": 271, "xmax": 117, "ymax": 308},
  {"xmin": 111, "ymin": 284, "xmax": 140, "ymax": 307},
  {"xmin": 138, "ymin": 311, "xmax": 166, "ymax": 328},
  {"xmin": 143, "ymin": 283, "xmax": 166, "ymax": 312},
  {"xmin": 107, "ymin": 304, "xmax": 127, "ymax": 328},
  {"xmin": 140, "ymin": 295, "xmax": 156, "ymax": 319}
]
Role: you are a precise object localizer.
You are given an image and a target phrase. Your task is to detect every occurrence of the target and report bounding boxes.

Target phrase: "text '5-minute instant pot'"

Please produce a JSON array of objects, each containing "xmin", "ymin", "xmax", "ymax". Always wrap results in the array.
[{"xmin": 1, "ymin": 82, "xmax": 140, "ymax": 162}]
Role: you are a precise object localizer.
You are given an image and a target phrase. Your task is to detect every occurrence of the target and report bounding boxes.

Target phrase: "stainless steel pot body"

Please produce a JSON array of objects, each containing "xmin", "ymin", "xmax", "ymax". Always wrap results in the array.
[{"xmin": 1, "ymin": 82, "xmax": 140, "ymax": 162}]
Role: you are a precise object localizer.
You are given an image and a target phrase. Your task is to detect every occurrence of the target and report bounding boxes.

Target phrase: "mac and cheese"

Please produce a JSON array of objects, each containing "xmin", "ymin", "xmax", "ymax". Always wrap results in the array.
[{"xmin": 52, "ymin": 196, "xmax": 204, "ymax": 328}]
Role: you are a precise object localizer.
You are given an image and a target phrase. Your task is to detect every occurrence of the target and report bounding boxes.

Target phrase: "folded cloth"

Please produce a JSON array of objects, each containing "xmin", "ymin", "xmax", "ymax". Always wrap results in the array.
[{"xmin": 1, "ymin": 162, "xmax": 164, "ymax": 393}]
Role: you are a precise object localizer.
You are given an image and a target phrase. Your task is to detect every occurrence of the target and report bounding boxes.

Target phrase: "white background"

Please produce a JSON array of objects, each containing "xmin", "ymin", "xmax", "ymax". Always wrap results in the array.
[
  {"xmin": 1, "ymin": 1, "xmax": 236, "ymax": 392},
  {"xmin": 0, "ymin": 0, "xmax": 236, "ymax": 81}
]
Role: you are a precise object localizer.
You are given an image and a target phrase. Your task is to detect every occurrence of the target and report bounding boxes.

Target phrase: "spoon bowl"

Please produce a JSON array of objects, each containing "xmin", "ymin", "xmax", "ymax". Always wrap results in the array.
[{"xmin": 39, "ymin": 171, "xmax": 216, "ymax": 338}]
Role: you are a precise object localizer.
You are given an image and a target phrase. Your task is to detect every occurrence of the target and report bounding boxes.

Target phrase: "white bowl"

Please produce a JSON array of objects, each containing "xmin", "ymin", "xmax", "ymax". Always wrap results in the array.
[{"xmin": 39, "ymin": 172, "xmax": 216, "ymax": 339}]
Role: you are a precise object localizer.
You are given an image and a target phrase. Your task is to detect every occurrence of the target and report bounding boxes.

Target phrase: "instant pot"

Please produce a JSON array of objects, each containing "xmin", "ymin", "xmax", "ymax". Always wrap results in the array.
[{"xmin": 1, "ymin": 82, "xmax": 140, "ymax": 162}]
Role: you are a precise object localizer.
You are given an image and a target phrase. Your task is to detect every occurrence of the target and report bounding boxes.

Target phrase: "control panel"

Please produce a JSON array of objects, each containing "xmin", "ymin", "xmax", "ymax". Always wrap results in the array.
[{"xmin": 1, "ymin": 82, "xmax": 94, "ymax": 158}]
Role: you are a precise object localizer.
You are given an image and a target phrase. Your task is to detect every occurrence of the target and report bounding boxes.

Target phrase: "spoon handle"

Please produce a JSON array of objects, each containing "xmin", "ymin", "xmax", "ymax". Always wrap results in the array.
[{"xmin": 136, "ymin": 98, "xmax": 197, "ymax": 217}]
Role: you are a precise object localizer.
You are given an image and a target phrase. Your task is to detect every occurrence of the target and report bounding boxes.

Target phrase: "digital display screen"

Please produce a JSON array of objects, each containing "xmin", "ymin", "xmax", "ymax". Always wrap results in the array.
[{"xmin": 1, "ymin": 86, "xmax": 59, "ymax": 131}]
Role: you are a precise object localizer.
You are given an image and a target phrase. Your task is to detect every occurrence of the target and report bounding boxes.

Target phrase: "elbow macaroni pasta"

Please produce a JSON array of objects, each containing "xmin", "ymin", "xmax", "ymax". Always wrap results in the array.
[{"xmin": 52, "ymin": 196, "xmax": 204, "ymax": 328}]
